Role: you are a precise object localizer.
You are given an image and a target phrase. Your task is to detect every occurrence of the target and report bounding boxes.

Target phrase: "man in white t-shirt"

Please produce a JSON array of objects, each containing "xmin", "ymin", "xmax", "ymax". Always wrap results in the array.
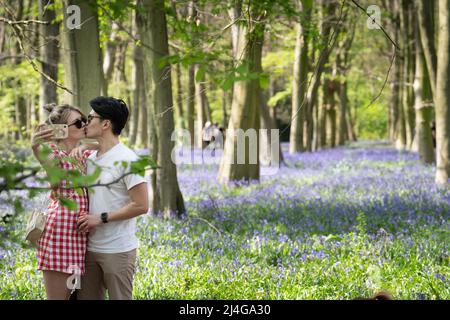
[{"xmin": 76, "ymin": 96, "xmax": 149, "ymax": 300}]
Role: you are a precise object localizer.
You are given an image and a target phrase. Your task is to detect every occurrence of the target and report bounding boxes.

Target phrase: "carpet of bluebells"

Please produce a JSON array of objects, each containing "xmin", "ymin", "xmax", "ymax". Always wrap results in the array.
[{"xmin": 0, "ymin": 141, "xmax": 449, "ymax": 299}]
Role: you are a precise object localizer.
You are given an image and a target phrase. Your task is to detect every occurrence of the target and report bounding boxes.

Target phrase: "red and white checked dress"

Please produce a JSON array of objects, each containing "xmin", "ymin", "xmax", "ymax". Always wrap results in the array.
[{"xmin": 37, "ymin": 144, "xmax": 94, "ymax": 275}]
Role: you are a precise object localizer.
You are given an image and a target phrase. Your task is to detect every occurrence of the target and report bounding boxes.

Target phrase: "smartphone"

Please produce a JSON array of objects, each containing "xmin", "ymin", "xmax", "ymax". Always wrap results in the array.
[{"xmin": 40, "ymin": 124, "xmax": 68, "ymax": 139}]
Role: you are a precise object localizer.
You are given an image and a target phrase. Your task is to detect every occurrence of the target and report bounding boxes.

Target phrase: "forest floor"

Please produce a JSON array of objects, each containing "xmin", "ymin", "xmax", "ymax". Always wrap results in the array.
[{"xmin": 1, "ymin": 141, "xmax": 449, "ymax": 299}]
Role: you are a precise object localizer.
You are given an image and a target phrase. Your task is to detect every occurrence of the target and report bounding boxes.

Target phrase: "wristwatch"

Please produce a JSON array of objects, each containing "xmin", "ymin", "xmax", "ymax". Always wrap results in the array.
[{"xmin": 101, "ymin": 212, "xmax": 109, "ymax": 223}]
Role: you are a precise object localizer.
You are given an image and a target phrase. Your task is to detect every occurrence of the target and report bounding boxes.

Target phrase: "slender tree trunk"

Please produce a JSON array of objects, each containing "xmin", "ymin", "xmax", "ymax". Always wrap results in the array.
[
  {"xmin": 103, "ymin": 22, "xmax": 119, "ymax": 96},
  {"xmin": 114, "ymin": 41, "xmax": 131, "ymax": 137},
  {"xmin": 61, "ymin": 0, "xmax": 104, "ymax": 115},
  {"xmin": 15, "ymin": 97, "xmax": 27, "ymax": 139},
  {"xmin": 8, "ymin": 0, "xmax": 25, "ymax": 139},
  {"xmin": 39, "ymin": 0, "xmax": 59, "ymax": 122},
  {"xmin": 401, "ymin": 0, "xmax": 415, "ymax": 149},
  {"xmin": 395, "ymin": 1, "xmax": 407, "ymax": 150},
  {"xmin": 187, "ymin": 65, "xmax": 195, "ymax": 147},
  {"xmin": 26, "ymin": 96, "xmax": 31, "ymax": 133},
  {"xmin": 139, "ymin": 0, "xmax": 185, "ymax": 216},
  {"xmin": 221, "ymin": 90, "xmax": 228, "ymax": 129},
  {"xmin": 195, "ymin": 64, "xmax": 206, "ymax": 148},
  {"xmin": 335, "ymin": 22, "xmax": 355, "ymax": 146},
  {"xmin": 435, "ymin": 0, "xmax": 450, "ymax": 184},
  {"xmin": 186, "ymin": 1, "xmax": 197, "ymax": 147},
  {"xmin": 325, "ymin": 80, "xmax": 337, "ymax": 148},
  {"xmin": 304, "ymin": 1, "xmax": 337, "ymax": 151},
  {"xmin": 312, "ymin": 83, "xmax": 320, "ymax": 151},
  {"xmin": 260, "ymin": 92, "xmax": 284, "ymax": 166},
  {"xmin": 414, "ymin": 23, "xmax": 435, "ymax": 164},
  {"xmin": 129, "ymin": 48, "xmax": 140, "ymax": 146},
  {"xmin": 346, "ymin": 102, "xmax": 357, "ymax": 141},
  {"xmin": 289, "ymin": 0, "xmax": 311, "ymax": 154},
  {"xmin": 269, "ymin": 76, "xmax": 277, "ymax": 121},
  {"xmin": 30, "ymin": 94, "xmax": 37, "ymax": 129},
  {"xmin": 417, "ymin": 0, "xmax": 437, "ymax": 99},
  {"xmin": 337, "ymin": 80, "xmax": 349, "ymax": 145},
  {"xmin": 0, "ymin": 22, "xmax": 5, "ymax": 58},
  {"xmin": 175, "ymin": 58, "xmax": 184, "ymax": 128},
  {"xmin": 317, "ymin": 81, "xmax": 327, "ymax": 149},
  {"xmin": 136, "ymin": 59, "xmax": 148, "ymax": 148},
  {"xmin": 135, "ymin": 26, "xmax": 148, "ymax": 149},
  {"xmin": 388, "ymin": 1, "xmax": 401, "ymax": 142},
  {"xmin": 396, "ymin": 71, "xmax": 407, "ymax": 149}
]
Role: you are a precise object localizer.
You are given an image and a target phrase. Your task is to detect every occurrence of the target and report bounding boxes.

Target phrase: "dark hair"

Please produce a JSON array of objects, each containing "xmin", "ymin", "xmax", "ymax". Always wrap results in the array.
[{"xmin": 89, "ymin": 96, "xmax": 129, "ymax": 135}]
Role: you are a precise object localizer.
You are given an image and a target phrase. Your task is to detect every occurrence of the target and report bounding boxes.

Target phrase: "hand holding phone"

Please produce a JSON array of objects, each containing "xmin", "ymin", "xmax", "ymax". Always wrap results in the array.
[{"xmin": 39, "ymin": 124, "xmax": 68, "ymax": 139}]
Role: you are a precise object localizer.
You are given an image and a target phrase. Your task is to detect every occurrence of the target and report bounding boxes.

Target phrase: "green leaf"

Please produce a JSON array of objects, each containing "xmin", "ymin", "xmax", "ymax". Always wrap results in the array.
[
  {"xmin": 195, "ymin": 66, "xmax": 205, "ymax": 82},
  {"xmin": 59, "ymin": 198, "xmax": 78, "ymax": 211},
  {"xmin": 259, "ymin": 73, "xmax": 270, "ymax": 89},
  {"xmin": 221, "ymin": 76, "xmax": 235, "ymax": 91}
]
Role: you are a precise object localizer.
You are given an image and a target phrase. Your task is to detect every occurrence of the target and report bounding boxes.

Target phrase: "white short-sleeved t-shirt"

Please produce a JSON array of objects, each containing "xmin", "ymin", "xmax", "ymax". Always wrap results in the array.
[{"xmin": 86, "ymin": 142, "xmax": 147, "ymax": 253}]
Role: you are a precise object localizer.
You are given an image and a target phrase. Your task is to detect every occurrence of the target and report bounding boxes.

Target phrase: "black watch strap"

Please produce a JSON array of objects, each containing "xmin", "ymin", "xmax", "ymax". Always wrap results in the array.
[{"xmin": 101, "ymin": 212, "xmax": 109, "ymax": 223}]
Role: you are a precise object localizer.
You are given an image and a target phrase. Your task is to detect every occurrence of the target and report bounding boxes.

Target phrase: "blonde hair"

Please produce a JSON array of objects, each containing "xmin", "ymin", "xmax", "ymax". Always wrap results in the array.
[{"xmin": 44, "ymin": 103, "xmax": 85, "ymax": 125}]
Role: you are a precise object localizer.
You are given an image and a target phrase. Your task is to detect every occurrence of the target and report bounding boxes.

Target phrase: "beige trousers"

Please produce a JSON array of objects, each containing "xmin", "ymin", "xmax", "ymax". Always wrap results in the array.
[{"xmin": 77, "ymin": 249, "xmax": 136, "ymax": 300}]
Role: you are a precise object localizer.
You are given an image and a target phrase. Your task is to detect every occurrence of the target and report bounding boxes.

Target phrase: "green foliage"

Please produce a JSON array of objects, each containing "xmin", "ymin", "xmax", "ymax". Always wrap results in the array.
[
  {"xmin": 0, "ymin": 61, "xmax": 39, "ymax": 137},
  {"xmin": 355, "ymin": 103, "xmax": 388, "ymax": 140},
  {"xmin": 267, "ymin": 88, "xmax": 292, "ymax": 108},
  {"xmin": 96, "ymin": 0, "xmax": 135, "ymax": 45},
  {"xmin": 0, "ymin": 144, "xmax": 157, "ymax": 218}
]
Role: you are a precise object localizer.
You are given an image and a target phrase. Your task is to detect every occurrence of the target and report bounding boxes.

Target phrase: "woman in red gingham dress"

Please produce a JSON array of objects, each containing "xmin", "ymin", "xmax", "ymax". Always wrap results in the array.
[{"xmin": 31, "ymin": 104, "xmax": 95, "ymax": 300}]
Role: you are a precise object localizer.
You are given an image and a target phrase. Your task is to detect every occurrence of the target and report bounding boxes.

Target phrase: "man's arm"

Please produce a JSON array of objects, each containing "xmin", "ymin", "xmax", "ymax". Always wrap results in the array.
[
  {"xmin": 108, "ymin": 182, "xmax": 149, "ymax": 222},
  {"xmin": 77, "ymin": 182, "xmax": 149, "ymax": 232},
  {"xmin": 69, "ymin": 142, "xmax": 100, "ymax": 159}
]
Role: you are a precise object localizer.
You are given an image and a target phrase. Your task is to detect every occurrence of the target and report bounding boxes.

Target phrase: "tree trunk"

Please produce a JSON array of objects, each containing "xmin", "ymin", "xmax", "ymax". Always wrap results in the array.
[
  {"xmin": 15, "ymin": 97, "xmax": 27, "ymax": 140},
  {"xmin": 417, "ymin": 0, "xmax": 437, "ymax": 99},
  {"xmin": 325, "ymin": 80, "xmax": 337, "ymax": 148},
  {"xmin": 346, "ymin": 101, "xmax": 357, "ymax": 141},
  {"xmin": 30, "ymin": 94, "xmax": 37, "ymax": 129},
  {"xmin": 414, "ymin": 23, "xmax": 435, "ymax": 164},
  {"xmin": 175, "ymin": 58, "xmax": 184, "ymax": 129},
  {"xmin": 139, "ymin": 0, "xmax": 185, "ymax": 216},
  {"xmin": 435, "ymin": 0, "xmax": 450, "ymax": 184},
  {"xmin": 129, "ymin": 48, "xmax": 139, "ymax": 146},
  {"xmin": 61, "ymin": 0, "xmax": 104, "ymax": 115},
  {"xmin": 388, "ymin": 1, "xmax": 401, "ymax": 142},
  {"xmin": 395, "ymin": 1, "xmax": 407, "ymax": 150},
  {"xmin": 0, "ymin": 21, "xmax": 5, "ymax": 59},
  {"xmin": 39, "ymin": 0, "xmax": 59, "ymax": 122},
  {"xmin": 136, "ymin": 52, "xmax": 149, "ymax": 149},
  {"xmin": 401, "ymin": 0, "xmax": 415, "ymax": 149},
  {"xmin": 335, "ymin": 21, "xmax": 355, "ymax": 146},
  {"xmin": 187, "ymin": 64, "xmax": 195, "ymax": 146},
  {"xmin": 260, "ymin": 91, "xmax": 284, "ymax": 166},
  {"xmin": 195, "ymin": 64, "xmax": 206, "ymax": 148},
  {"xmin": 135, "ymin": 41, "xmax": 148, "ymax": 147},
  {"xmin": 337, "ymin": 80, "xmax": 349, "ymax": 145},
  {"xmin": 221, "ymin": 89, "xmax": 228, "ymax": 129},
  {"xmin": 304, "ymin": 1, "xmax": 337, "ymax": 151},
  {"xmin": 218, "ymin": 5, "xmax": 264, "ymax": 184},
  {"xmin": 289, "ymin": 0, "xmax": 311, "ymax": 154},
  {"xmin": 103, "ymin": 22, "xmax": 119, "ymax": 96}
]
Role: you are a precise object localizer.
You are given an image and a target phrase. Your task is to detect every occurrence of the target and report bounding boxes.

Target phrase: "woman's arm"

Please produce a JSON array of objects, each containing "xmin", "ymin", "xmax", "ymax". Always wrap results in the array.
[{"xmin": 31, "ymin": 126, "xmax": 55, "ymax": 165}]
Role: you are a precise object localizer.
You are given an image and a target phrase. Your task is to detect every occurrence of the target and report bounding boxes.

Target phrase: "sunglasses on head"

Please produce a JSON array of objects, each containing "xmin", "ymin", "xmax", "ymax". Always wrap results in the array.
[{"xmin": 68, "ymin": 116, "xmax": 87, "ymax": 129}]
